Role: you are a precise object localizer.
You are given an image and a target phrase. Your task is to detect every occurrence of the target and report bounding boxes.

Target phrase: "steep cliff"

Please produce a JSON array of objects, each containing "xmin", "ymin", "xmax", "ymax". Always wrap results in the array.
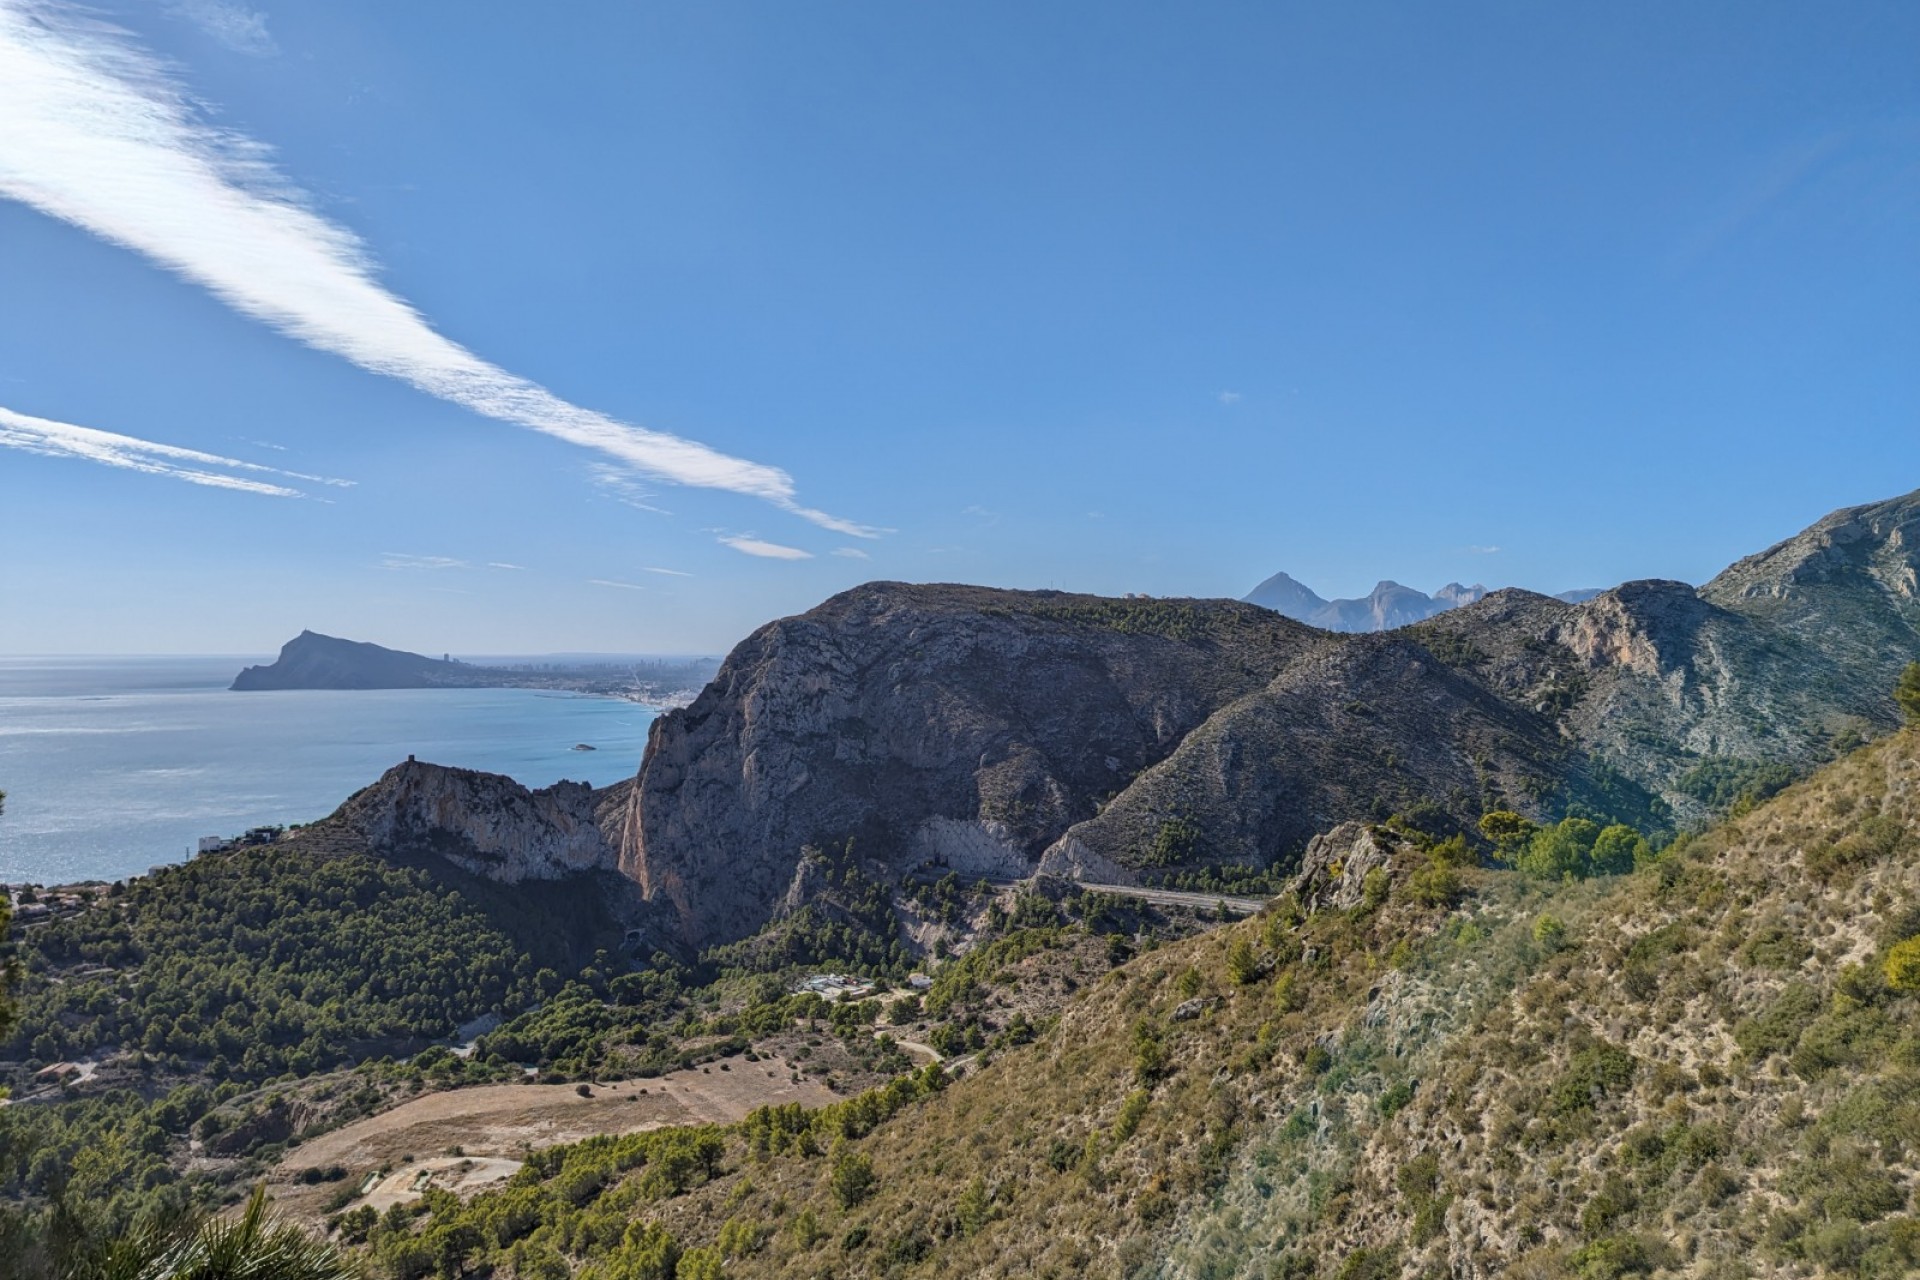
[
  {"xmin": 299, "ymin": 490, "xmax": 1920, "ymax": 957},
  {"xmin": 618, "ymin": 585, "xmax": 1326, "ymax": 947},
  {"xmin": 1041, "ymin": 628, "xmax": 1614, "ymax": 880},
  {"xmin": 326, "ymin": 759, "xmax": 630, "ymax": 883},
  {"xmin": 619, "ymin": 491, "xmax": 1920, "ymax": 949}
]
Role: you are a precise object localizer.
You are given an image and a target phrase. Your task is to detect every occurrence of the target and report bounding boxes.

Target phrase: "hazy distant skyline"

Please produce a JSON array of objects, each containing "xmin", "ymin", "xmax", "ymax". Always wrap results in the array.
[{"xmin": 2, "ymin": 1, "xmax": 1915, "ymax": 654}]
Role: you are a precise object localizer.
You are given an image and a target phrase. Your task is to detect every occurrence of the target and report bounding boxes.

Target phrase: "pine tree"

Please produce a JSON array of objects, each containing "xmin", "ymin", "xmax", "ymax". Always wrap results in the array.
[{"xmin": 1897, "ymin": 661, "xmax": 1920, "ymax": 724}]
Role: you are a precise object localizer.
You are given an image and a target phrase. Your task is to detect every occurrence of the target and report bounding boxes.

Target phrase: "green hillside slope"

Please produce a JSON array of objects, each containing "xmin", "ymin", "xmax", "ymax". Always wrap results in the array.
[{"xmin": 365, "ymin": 729, "xmax": 1920, "ymax": 1279}]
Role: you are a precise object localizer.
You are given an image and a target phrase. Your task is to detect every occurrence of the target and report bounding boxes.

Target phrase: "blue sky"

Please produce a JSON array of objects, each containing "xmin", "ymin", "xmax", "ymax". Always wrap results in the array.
[{"xmin": 1, "ymin": 1, "xmax": 1915, "ymax": 655}]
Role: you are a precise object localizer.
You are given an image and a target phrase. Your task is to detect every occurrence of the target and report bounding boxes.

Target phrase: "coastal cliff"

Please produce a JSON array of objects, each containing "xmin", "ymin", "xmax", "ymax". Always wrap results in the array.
[
  {"xmin": 617, "ymin": 585, "xmax": 1324, "ymax": 947},
  {"xmin": 328, "ymin": 759, "xmax": 629, "ymax": 883}
]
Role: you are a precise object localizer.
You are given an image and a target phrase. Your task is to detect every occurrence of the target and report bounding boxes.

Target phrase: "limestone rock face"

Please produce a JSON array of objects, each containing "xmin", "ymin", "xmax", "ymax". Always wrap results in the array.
[
  {"xmin": 619, "ymin": 583, "xmax": 1322, "ymax": 946},
  {"xmin": 334, "ymin": 759, "xmax": 628, "ymax": 883},
  {"xmin": 1700, "ymin": 488, "xmax": 1920, "ymax": 680},
  {"xmin": 309, "ymin": 490, "xmax": 1920, "ymax": 960},
  {"xmin": 617, "ymin": 490, "xmax": 1920, "ymax": 949},
  {"xmin": 1293, "ymin": 821, "xmax": 1403, "ymax": 914}
]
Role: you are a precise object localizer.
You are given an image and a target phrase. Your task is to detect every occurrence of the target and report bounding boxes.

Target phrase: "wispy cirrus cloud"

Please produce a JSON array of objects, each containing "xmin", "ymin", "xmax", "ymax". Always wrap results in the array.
[
  {"xmin": 589, "ymin": 578, "xmax": 648, "ymax": 591},
  {"xmin": 487, "ymin": 561, "xmax": 524, "ymax": 571},
  {"xmin": 639, "ymin": 565, "xmax": 691, "ymax": 577},
  {"xmin": 0, "ymin": 403, "xmax": 348, "ymax": 497},
  {"xmin": 0, "ymin": 2, "xmax": 879, "ymax": 536},
  {"xmin": 167, "ymin": 0, "xmax": 275, "ymax": 56},
  {"xmin": 588, "ymin": 464, "xmax": 670, "ymax": 516},
  {"xmin": 720, "ymin": 534, "xmax": 812, "ymax": 561},
  {"xmin": 379, "ymin": 552, "xmax": 467, "ymax": 571},
  {"xmin": 832, "ymin": 547, "xmax": 870, "ymax": 560}
]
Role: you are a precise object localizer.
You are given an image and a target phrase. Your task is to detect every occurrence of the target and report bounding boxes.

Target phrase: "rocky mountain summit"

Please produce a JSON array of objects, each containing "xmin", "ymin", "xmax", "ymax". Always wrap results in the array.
[
  {"xmin": 1243, "ymin": 573, "xmax": 1485, "ymax": 631},
  {"xmin": 331, "ymin": 488, "xmax": 1920, "ymax": 954},
  {"xmin": 1244, "ymin": 571, "xmax": 1606, "ymax": 630}
]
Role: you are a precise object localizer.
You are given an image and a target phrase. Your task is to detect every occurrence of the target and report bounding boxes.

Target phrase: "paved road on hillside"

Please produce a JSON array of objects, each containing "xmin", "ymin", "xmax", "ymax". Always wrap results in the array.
[
  {"xmin": 1075, "ymin": 882, "xmax": 1270, "ymax": 916},
  {"xmin": 937, "ymin": 873, "xmax": 1269, "ymax": 917}
]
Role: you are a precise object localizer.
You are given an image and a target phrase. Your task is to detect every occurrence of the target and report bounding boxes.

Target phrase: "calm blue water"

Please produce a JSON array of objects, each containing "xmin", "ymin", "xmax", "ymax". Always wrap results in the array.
[{"xmin": 0, "ymin": 657, "xmax": 658, "ymax": 885}]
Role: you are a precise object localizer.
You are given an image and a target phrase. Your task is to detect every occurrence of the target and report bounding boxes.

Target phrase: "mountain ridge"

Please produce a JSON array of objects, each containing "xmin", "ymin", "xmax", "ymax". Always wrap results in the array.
[
  {"xmin": 322, "ymin": 488, "xmax": 1920, "ymax": 956},
  {"xmin": 1245, "ymin": 571, "xmax": 1604, "ymax": 631}
]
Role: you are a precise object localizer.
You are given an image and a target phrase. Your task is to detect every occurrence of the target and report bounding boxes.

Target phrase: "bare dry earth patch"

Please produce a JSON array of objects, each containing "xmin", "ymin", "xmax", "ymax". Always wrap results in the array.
[{"xmin": 270, "ymin": 1054, "xmax": 832, "ymax": 1222}]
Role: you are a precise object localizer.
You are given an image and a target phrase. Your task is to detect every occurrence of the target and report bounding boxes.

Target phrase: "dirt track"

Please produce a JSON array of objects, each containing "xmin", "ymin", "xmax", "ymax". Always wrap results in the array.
[{"xmin": 272, "ymin": 1054, "xmax": 833, "ymax": 1221}]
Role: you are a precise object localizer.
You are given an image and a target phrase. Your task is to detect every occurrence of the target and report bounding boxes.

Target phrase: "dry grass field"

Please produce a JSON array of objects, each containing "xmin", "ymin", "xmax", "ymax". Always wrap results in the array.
[{"xmin": 270, "ymin": 1053, "xmax": 833, "ymax": 1222}]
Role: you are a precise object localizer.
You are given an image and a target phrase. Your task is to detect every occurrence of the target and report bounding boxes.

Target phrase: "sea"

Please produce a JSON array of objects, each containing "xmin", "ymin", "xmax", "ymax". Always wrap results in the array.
[{"xmin": 0, "ymin": 657, "xmax": 660, "ymax": 886}]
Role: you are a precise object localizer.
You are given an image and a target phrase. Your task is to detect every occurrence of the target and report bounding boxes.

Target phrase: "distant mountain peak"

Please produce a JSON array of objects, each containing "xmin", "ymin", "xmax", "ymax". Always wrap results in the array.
[
  {"xmin": 1244, "ymin": 575, "xmax": 1486, "ymax": 633},
  {"xmin": 1243, "ymin": 571, "xmax": 1329, "ymax": 619},
  {"xmin": 232, "ymin": 632, "xmax": 470, "ymax": 691},
  {"xmin": 1242, "ymin": 570, "xmax": 1627, "ymax": 632}
]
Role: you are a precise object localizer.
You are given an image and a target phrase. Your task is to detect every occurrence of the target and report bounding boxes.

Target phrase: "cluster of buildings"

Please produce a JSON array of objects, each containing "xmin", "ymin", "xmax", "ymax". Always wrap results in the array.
[
  {"xmin": 194, "ymin": 826, "xmax": 284, "ymax": 856},
  {"xmin": 3, "ymin": 884, "xmax": 105, "ymax": 924}
]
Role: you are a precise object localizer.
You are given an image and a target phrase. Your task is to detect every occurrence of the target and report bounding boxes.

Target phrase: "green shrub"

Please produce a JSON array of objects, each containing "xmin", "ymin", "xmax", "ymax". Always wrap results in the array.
[
  {"xmin": 1113, "ymin": 1089, "xmax": 1150, "ymax": 1141},
  {"xmin": 1734, "ymin": 983, "xmax": 1823, "ymax": 1061},
  {"xmin": 675, "ymin": 1246, "xmax": 723, "ymax": 1280},
  {"xmin": 1358, "ymin": 867, "xmax": 1391, "ymax": 914},
  {"xmin": 829, "ymin": 1145, "xmax": 875, "ymax": 1209},
  {"xmin": 1884, "ymin": 936, "xmax": 1920, "ymax": 991},
  {"xmin": 1225, "ymin": 936, "xmax": 1262, "ymax": 986},
  {"xmin": 1895, "ymin": 661, "xmax": 1920, "ymax": 723},
  {"xmin": 1554, "ymin": 1041, "xmax": 1635, "ymax": 1114},
  {"xmin": 1333, "ymin": 1246, "xmax": 1398, "ymax": 1280}
]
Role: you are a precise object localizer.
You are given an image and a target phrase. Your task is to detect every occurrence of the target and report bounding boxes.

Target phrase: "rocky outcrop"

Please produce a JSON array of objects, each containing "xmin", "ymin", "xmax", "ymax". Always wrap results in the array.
[
  {"xmin": 1701, "ymin": 487, "xmax": 1920, "ymax": 675},
  {"xmin": 619, "ymin": 585, "xmax": 1326, "ymax": 946},
  {"xmin": 1293, "ymin": 821, "xmax": 1404, "ymax": 913},
  {"xmin": 330, "ymin": 759, "xmax": 628, "ymax": 882},
  {"xmin": 1047, "ymin": 630, "xmax": 1603, "ymax": 877}
]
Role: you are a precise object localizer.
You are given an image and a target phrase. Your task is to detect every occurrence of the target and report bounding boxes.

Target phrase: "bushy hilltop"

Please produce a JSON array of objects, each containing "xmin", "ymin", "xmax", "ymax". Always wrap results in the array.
[
  {"xmin": 611, "ymin": 489, "xmax": 1919, "ymax": 948},
  {"xmin": 357, "ymin": 728, "xmax": 1920, "ymax": 1279}
]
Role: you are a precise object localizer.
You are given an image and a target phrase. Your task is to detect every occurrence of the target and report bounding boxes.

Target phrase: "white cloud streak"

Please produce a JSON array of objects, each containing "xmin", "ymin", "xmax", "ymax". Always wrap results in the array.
[
  {"xmin": 0, "ymin": 402, "xmax": 346, "ymax": 496},
  {"xmin": 832, "ymin": 547, "xmax": 871, "ymax": 559},
  {"xmin": 589, "ymin": 578, "xmax": 648, "ymax": 591},
  {"xmin": 380, "ymin": 553, "xmax": 467, "ymax": 571},
  {"xmin": 0, "ymin": 3, "xmax": 879, "ymax": 535},
  {"xmin": 720, "ymin": 534, "xmax": 812, "ymax": 561},
  {"xmin": 588, "ymin": 464, "xmax": 670, "ymax": 516},
  {"xmin": 640, "ymin": 565, "xmax": 691, "ymax": 577}
]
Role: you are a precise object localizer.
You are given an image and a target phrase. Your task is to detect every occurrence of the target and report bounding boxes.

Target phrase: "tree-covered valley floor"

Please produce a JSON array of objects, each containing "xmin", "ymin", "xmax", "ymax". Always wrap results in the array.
[
  {"xmin": 0, "ymin": 827, "xmax": 1225, "ymax": 1264},
  {"xmin": 6, "ymin": 729, "xmax": 1920, "ymax": 1278}
]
